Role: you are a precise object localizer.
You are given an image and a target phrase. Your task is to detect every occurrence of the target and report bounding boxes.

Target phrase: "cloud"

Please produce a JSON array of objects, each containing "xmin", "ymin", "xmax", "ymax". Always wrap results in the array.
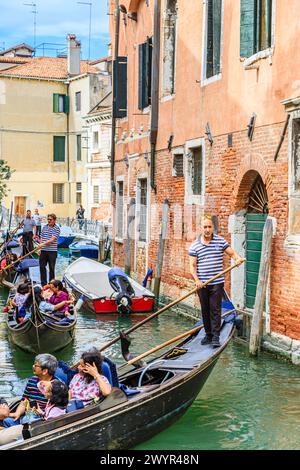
[{"xmin": 0, "ymin": 0, "xmax": 110, "ymax": 58}]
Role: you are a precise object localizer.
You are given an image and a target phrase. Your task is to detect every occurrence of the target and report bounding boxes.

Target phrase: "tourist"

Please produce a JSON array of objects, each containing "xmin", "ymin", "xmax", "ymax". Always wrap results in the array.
[
  {"xmin": 76, "ymin": 204, "xmax": 85, "ymax": 230},
  {"xmin": 33, "ymin": 209, "xmax": 42, "ymax": 239},
  {"xmin": 20, "ymin": 210, "xmax": 36, "ymax": 255},
  {"xmin": 24, "ymin": 285, "xmax": 73, "ymax": 318},
  {"xmin": 68, "ymin": 348, "xmax": 111, "ymax": 408},
  {"xmin": 38, "ymin": 213, "xmax": 60, "ymax": 286},
  {"xmin": 36, "ymin": 379, "xmax": 68, "ymax": 420},
  {"xmin": 189, "ymin": 214, "xmax": 243, "ymax": 348}
]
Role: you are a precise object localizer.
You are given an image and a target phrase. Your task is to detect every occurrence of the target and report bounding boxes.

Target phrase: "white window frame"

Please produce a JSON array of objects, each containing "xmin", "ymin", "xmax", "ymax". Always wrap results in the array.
[
  {"xmin": 184, "ymin": 138, "xmax": 206, "ymax": 206},
  {"xmin": 135, "ymin": 174, "xmax": 149, "ymax": 247},
  {"xmin": 201, "ymin": 0, "xmax": 224, "ymax": 87},
  {"xmin": 53, "ymin": 183, "xmax": 64, "ymax": 204},
  {"xmin": 172, "ymin": 146, "xmax": 184, "ymax": 177},
  {"xmin": 75, "ymin": 91, "xmax": 81, "ymax": 112}
]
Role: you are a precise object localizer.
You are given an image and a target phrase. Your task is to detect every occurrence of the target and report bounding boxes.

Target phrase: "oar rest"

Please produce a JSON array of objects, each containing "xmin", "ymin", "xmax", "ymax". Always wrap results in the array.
[{"xmin": 23, "ymin": 387, "xmax": 128, "ymax": 439}]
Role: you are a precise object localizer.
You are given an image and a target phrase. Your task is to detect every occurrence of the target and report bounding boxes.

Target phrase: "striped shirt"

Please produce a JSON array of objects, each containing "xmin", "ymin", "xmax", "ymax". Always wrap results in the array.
[
  {"xmin": 22, "ymin": 376, "xmax": 48, "ymax": 410},
  {"xmin": 41, "ymin": 224, "xmax": 60, "ymax": 252},
  {"xmin": 189, "ymin": 234, "xmax": 229, "ymax": 285}
]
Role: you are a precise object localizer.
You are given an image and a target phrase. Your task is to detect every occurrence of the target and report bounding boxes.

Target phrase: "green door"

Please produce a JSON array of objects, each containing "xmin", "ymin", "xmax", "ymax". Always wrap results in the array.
[{"xmin": 245, "ymin": 213, "xmax": 267, "ymax": 308}]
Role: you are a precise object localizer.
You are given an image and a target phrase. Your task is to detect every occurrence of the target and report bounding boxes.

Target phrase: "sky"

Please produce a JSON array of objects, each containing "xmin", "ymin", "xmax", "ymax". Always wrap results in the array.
[{"xmin": 0, "ymin": 0, "xmax": 111, "ymax": 60}]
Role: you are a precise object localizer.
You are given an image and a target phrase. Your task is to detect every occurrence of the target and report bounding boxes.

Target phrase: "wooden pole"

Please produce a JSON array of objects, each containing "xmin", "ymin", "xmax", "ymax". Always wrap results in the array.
[
  {"xmin": 249, "ymin": 218, "xmax": 273, "ymax": 355},
  {"xmin": 124, "ymin": 198, "xmax": 135, "ymax": 275},
  {"xmin": 274, "ymin": 114, "xmax": 290, "ymax": 162},
  {"xmin": 98, "ymin": 261, "xmax": 244, "ymax": 354},
  {"xmin": 153, "ymin": 199, "xmax": 170, "ymax": 300},
  {"xmin": 98, "ymin": 222, "xmax": 105, "ymax": 262},
  {"xmin": 118, "ymin": 308, "xmax": 236, "ymax": 370}
]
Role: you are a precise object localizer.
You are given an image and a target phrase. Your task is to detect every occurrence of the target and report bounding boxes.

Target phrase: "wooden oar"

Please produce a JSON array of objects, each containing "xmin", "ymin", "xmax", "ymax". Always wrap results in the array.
[
  {"xmin": 0, "ymin": 224, "xmax": 21, "ymax": 252},
  {"xmin": 118, "ymin": 308, "xmax": 236, "ymax": 371},
  {"xmin": 0, "ymin": 242, "xmax": 47, "ymax": 273},
  {"xmin": 98, "ymin": 261, "xmax": 245, "ymax": 354}
]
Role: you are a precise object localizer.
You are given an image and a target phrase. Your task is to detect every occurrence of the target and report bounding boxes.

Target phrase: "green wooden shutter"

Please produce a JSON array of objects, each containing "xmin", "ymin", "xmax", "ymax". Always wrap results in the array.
[
  {"xmin": 76, "ymin": 134, "xmax": 81, "ymax": 161},
  {"xmin": 53, "ymin": 136, "xmax": 65, "ymax": 162},
  {"xmin": 213, "ymin": 0, "xmax": 222, "ymax": 75},
  {"xmin": 138, "ymin": 43, "xmax": 147, "ymax": 110},
  {"xmin": 113, "ymin": 56, "xmax": 127, "ymax": 118},
  {"xmin": 240, "ymin": 0, "xmax": 257, "ymax": 58},
  {"xmin": 146, "ymin": 37, "xmax": 153, "ymax": 104},
  {"xmin": 206, "ymin": 0, "xmax": 214, "ymax": 78},
  {"xmin": 64, "ymin": 95, "xmax": 69, "ymax": 114},
  {"xmin": 53, "ymin": 94, "xmax": 59, "ymax": 113}
]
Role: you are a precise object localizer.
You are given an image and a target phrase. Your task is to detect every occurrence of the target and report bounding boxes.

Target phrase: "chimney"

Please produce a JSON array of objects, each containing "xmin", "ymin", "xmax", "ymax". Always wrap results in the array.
[{"xmin": 67, "ymin": 34, "xmax": 81, "ymax": 76}]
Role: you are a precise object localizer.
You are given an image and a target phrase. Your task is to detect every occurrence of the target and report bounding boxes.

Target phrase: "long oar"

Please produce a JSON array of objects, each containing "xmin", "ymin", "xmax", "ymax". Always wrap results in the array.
[
  {"xmin": 118, "ymin": 308, "xmax": 236, "ymax": 371},
  {"xmin": 0, "ymin": 223, "xmax": 21, "ymax": 252},
  {"xmin": 98, "ymin": 261, "xmax": 245, "ymax": 354},
  {"xmin": 0, "ymin": 242, "xmax": 47, "ymax": 274}
]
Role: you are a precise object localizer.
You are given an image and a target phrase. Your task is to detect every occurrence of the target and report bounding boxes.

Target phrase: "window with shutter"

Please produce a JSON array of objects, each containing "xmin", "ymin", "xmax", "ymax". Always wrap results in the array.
[
  {"xmin": 191, "ymin": 148, "xmax": 203, "ymax": 195},
  {"xmin": 75, "ymin": 92, "xmax": 81, "ymax": 112},
  {"xmin": 162, "ymin": 1, "xmax": 177, "ymax": 96},
  {"xmin": 113, "ymin": 57, "xmax": 127, "ymax": 118},
  {"xmin": 205, "ymin": 0, "xmax": 222, "ymax": 79},
  {"xmin": 240, "ymin": 0, "xmax": 273, "ymax": 58},
  {"xmin": 93, "ymin": 186, "xmax": 100, "ymax": 204},
  {"xmin": 138, "ymin": 179, "xmax": 148, "ymax": 242},
  {"xmin": 53, "ymin": 136, "xmax": 65, "ymax": 162},
  {"xmin": 173, "ymin": 154, "xmax": 184, "ymax": 177},
  {"xmin": 53, "ymin": 184, "xmax": 64, "ymax": 203},
  {"xmin": 53, "ymin": 94, "xmax": 69, "ymax": 113},
  {"xmin": 76, "ymin": 182, "xmax": 82, "ymax": 191},
  {"xmin": 138, "ymin": 38, "xmax": 153, "ymax": 110},
  {"xmin": 76, "ymin": 135, "xmax": 81, "ymax": 161}
]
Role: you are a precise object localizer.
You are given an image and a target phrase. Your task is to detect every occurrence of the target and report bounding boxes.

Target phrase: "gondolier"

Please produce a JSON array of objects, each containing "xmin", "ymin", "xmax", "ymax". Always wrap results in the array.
[
  {"xmin": 189, "ymin": 214, "xmax": 243, "ymax": 348},
  {"xmin": 38, "ymin": 213, "xmax": 60, "ymax": 286}
]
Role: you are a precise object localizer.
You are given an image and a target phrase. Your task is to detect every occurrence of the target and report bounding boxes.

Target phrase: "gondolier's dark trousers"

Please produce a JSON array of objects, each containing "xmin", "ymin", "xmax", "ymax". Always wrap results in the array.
[
  {"xmin": 39, "ymin": 250, "xmax": 57, "ymax": 286},
  {"xmin": 22, "ymin": 231, "xmax": 34, "ymax": 255},
  {"xmin": 197, "ymin": 283, "xmax": 223, "ymax": 339}
]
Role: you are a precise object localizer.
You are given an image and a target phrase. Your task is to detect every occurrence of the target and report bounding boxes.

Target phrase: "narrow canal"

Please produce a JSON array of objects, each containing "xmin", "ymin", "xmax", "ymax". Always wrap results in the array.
[{"xmin": 0, "ymin": 250, "xmax": 299, "ymax": 450}]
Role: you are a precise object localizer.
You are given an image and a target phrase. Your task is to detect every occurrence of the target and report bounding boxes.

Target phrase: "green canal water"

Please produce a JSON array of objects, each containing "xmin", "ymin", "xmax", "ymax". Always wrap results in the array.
[{"xmin": 0, "ymin": 250, "xmax": 299, "ymax": 450}]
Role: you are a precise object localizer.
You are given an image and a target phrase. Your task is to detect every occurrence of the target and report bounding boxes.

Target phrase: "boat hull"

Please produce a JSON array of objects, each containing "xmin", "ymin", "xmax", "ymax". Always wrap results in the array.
[{"xmin": 57, "ymin": 235, "xmax": 76, "ymax": 248}]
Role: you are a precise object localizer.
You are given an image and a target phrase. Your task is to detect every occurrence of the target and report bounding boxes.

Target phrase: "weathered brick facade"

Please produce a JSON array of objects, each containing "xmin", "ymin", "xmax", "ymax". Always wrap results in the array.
[{"xmin": 110, "ymin": 0, "xmax": 300, "ymax": 341}]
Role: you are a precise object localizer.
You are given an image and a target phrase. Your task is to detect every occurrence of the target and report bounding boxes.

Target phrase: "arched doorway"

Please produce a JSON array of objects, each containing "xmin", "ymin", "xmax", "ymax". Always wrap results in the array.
[{"xmin": 245, "ymin": 175, "xmax": 268, "ymax": 308}]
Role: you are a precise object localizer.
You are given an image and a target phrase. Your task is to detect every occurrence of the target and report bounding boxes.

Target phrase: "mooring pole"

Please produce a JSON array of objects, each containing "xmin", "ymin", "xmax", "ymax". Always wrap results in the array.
[
  {"xmin": 153, "ymin": 199, "xmax": 170, "ymax": 300},
  {"xmin": 249, "ymin": 218, "xmax": 273, "ymax": 356}
]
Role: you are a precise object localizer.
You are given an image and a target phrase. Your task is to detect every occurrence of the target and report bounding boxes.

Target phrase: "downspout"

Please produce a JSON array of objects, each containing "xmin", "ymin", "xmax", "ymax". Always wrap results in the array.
[
  {"xmin": 110, "ymin": 0, "xmax": 120, "ymax": 194},
  {"xmin": 150, "ymin": 0, "xmax": 161, "ymax": 193},
  {"xmin": 66, "ymin": 82, "xmax": 71, "ymax": 205}
]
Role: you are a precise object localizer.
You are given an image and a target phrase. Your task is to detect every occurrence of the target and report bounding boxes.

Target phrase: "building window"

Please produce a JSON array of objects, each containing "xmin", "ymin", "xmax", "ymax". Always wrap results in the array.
[
  {"xmin": 116, "ymin": 181, "xmax": 124, "ymax": 239},
  {"xmin": 138, "ymin": 178, "xmax": 148, "ymax": 242},
  {"xmin": 204, "ymin": 0, "xmax": 223, "ymax": 80},
  {"xmin": 76, "ymin": 135, "xmax": 82, "ymax": 161},
  {"xmin": 53, "ymin": 136, "xmax": 65, "ymax": 162},
  {"xmin": 191, "ymin": 147, "xmax": 203, "ymax": 195},
  {"xmin": 240, "ymin": 0, "xmax": 273, "ymax": 58},
  {"xmin": 53, "ymin": 94, "xmax": 69, "ymax": 113},
  {"xmin": 292, "ymin": 118, "xmax": 300, "ymax": 192},
  {"xmin": 162, "ymin": 1, "xmax": 177, "ymax": 96},
  {"xmin": 93, "ymin": 131, "xmax": 99, "ymax": 151},
  {"xmin": 53, "ymin": 184, "xmax": 64, "ymax": 203},
  {"xmin": 173, "ymin": 153, "xmax": 184, "ymax": 177},
  {"xmin": 75, "ymin": 91, "xmax": 81, "ymax": 111},
  {"xmin": 76, "ymin": 182, "xmax": 82, "ymax": 204},
  {"xmin": 138, "ymin": 37, "xmax": 152, "ymax": 109},
  {"xmin": 93, "ymin": 185, "xmax": 100, "ymax": 204}
]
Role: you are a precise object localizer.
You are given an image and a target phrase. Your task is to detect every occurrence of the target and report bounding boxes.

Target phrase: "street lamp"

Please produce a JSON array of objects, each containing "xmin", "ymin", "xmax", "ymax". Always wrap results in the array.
[{"xmin": 77, "ymin": 1, "xmax": 92, "ymax": 61}]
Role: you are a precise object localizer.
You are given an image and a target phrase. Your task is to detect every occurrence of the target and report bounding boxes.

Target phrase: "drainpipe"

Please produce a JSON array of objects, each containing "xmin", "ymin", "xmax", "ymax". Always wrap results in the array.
[
  {"xmin": 150, "ymin": 0, "xmax": 161, "ymax": 193},
  {"xmin": 110, "ymin": 0, "xmax": 120, "ymax": 194}
]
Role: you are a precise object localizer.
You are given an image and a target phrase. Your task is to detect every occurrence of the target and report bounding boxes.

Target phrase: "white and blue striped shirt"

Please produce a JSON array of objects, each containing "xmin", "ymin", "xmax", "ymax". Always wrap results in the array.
[
  {"xmin": 189, "ymin": 234, "xmax": 229, "ymax": 285},
  {"xmin": 41, "ymin": 224, "xmax": 60, "ymax": 252}
]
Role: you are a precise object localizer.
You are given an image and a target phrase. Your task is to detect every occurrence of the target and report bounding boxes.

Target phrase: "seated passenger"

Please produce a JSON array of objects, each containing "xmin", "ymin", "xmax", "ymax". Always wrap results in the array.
[
  {"xmin": 11, "ymin": 283, "xmax": 30, "ymax": 323},
  {"xmin": 36, "ymin": 379, "xmax": 68, "ymax": 420},
  {"xmin": 26, "ymin": 286, "xmax": 73, "ymax": 318},
  {"xmin": 69, "ymin": 348, "xmax": 112, "ymax": 408},
  {"xmin": 1, "ymin": 353, "xmax": 57, "ymax": 428},
  {"xmin": 47, "ymin": 280, "xmax": 73, "ymax": 317}
]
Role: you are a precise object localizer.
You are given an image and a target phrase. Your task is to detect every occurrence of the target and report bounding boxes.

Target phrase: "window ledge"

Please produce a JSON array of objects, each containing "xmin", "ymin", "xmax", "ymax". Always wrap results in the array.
[
  {"xmin": 115, "ymin": 237, "xmax": 124, "ymax": 244},
  {"xmin": 285, "ymin": 235, "xmax": 300, "ymax": 248},
  {"xmin": 161, "ymin": 94, "xmax": 175, "ymax": 103},
  {"xmin": 137, "ymin": 241, "xmax": 147, "ymax": 248},
  {"xmin": 242, "ymin": 47, "xmax": 274, "ymax": 68},
  {"xmin": 201, "ymin": 73, "xmax": 222, "ymax": 87}
]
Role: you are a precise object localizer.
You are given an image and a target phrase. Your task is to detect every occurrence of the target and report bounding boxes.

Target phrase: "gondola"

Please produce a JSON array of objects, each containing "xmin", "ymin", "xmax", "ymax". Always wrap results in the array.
[
  {"xmin": 64, "ymin": 257, "xmax": 155, "ymax": 314},
  {"xmin": 69, "ymin": 239, "xmax": 99, "ymax": 259},
  {"xmin": 57, "ymin": 225, "xmax": 76, "ymax": 248},
  {"xmin": 0, "ymin": 303, "xmax": 237, "ymax": 450},
  {"xmin": 5, "ymin": 261, "xmax": 77, "ymax": 354},
  {"xmin": 0, "ymin": 240, "xmax": 23, "ymax": 287}
]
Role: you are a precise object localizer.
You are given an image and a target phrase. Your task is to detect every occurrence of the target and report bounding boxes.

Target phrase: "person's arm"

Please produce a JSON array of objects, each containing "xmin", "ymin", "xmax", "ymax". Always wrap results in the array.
[
  {"xmin": 224, "ymin": 246, "xmax": 244, "ymax": 265},
  {"xmin": 189, "ymin": 256, "xmax": 204, "ymax": 289},
  {"xmin": 53, "ymin": 300, "xmax": 73, "ymax": 311},
  {"xmin": 83, "ymin": 362, "xmax": 112, "ymax": 397},
  {"xmin": 9, "ymin": 401, "xmax": 26, "ymax": 421}
]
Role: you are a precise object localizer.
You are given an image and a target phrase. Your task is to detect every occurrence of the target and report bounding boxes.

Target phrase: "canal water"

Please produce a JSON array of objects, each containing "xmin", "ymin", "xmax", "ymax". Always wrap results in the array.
[{"xmin": 0, "ymin": 250, "xmax": 299, "ymax": 450}]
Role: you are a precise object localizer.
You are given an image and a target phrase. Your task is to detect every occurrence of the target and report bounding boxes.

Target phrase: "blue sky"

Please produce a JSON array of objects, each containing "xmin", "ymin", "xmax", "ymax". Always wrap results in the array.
[{"xmin": 0, "ymin": 0, "xmax": 111, "ymax": 60}]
